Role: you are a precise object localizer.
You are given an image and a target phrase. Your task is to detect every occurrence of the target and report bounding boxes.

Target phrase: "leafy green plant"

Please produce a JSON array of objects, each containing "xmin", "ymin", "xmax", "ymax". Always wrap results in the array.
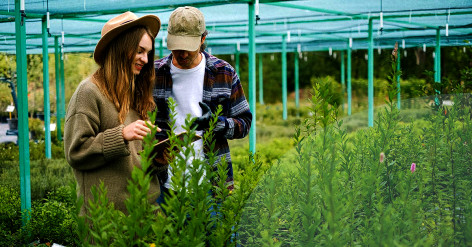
[
  {"xmin": 79, "ymin": 110, "xmax": 161, "ymax": 246},
  {"xmin": 73, "ymin": 98, "xmax": 267, "ymax": 246},
  {"xmin": 3, "ymin": 47, "xmax": 472, "ymax": 245},
  {"xmin": 23, "ymin": 189, "xmax": 78, "ymax": 245},
  {"xmin": 0, "ymin": 142, "xmax": 19, "ymax": 164},
  {"xmin": 29, "ymin": 117, "xmax": 45, "ymax": 141},
  {"xmin": 0, "ymin": 185, "xmax": 22, "ymax": 244},
  {"xmin": 310, "ymin": 76, "xmax": 343, "ymax": 107},
  {"xmin": 0, "ymin": 159, "xmax": 74, "ymax": 201},
  {"xmin": 0, "ymin": 184, "xmax": 78, "ymax": 246},
  {"xmin": 0, "ymin": 140, "xmax": 64, "ymax": 164},
  {"xmin": 237, "ymin": 44, "xmax": 472, "ymax": 246}
]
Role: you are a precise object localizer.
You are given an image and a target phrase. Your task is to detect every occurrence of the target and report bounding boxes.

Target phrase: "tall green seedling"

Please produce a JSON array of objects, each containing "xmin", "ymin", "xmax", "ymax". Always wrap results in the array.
[
  {"xmin": 77, "ymin": 110, "xmax": 161, "ymax": 246},
  {"xmin": 152, "ymin": 98, "xmax": 208, "ymax": 246}
]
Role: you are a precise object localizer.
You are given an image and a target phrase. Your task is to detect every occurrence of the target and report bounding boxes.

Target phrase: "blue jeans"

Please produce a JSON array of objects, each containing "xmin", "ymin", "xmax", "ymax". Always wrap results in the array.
[{"xmin": 156, "ymin": 185, "xmax": 169, "ymax": 205}]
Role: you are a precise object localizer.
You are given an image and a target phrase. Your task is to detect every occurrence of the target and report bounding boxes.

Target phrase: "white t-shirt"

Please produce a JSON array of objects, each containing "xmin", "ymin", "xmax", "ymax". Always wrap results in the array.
[{"xmin": 164, "ymin": 54, "xmax": 206, "ymax": 189}]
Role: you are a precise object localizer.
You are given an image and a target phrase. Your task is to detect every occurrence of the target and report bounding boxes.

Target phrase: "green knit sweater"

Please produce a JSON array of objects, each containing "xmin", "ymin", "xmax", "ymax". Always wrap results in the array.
[{"xmin": 64, "ymin": 77, "xmax": 160, "ymax": 214}]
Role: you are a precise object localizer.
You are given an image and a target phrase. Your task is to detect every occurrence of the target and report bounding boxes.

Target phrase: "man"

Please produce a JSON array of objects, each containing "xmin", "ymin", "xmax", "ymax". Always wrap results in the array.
[{"xmin": 153, "ymin": 6, "xmax": 252, "ymax": 193}]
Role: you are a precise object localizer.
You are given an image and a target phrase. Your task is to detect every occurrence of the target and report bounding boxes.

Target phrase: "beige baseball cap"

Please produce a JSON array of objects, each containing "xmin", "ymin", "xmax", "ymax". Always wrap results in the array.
[{"xmin": 167, "ymin": 6, "xmax": 206, "ymax": 51}]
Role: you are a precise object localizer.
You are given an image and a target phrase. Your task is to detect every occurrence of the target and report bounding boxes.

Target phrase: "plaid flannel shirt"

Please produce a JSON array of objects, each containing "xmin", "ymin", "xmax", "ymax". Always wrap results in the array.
[{"xmin": 153, "ymin": 51, "xmax": 252, "ymax": 189}]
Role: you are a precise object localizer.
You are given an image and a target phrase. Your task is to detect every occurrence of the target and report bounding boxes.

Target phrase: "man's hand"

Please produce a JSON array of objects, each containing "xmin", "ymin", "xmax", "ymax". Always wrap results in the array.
[{"xmin": 191, "ymin": 102, "xmax": 212, "ymax": 130}]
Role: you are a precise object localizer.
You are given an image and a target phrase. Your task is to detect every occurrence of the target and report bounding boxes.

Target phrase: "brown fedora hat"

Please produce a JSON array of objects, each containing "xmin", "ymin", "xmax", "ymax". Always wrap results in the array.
[{"xmin": 94, "ymin": 11, "xmax": 161, "ymax": 63}]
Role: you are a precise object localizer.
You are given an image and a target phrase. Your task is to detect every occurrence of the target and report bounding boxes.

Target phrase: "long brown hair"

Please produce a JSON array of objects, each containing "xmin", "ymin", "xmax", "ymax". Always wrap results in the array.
[{"xmin": 93, "ymin": 26, "xmax": 156, "ymax": 123}]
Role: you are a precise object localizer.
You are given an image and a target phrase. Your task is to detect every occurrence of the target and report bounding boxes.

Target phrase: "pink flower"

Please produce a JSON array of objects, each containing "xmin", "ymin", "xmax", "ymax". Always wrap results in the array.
[
  {"xmin": 410, "ymin": 163, "xmax": 416, "ymax": 173},
  {"xmin": 380, "ymin": 152, "xmax": 385, "ymax": 163}
]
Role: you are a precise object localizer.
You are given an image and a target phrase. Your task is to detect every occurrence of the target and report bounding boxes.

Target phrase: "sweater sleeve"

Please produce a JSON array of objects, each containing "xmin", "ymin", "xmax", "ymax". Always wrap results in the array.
[
  {"xmin": 64, "ymin": 81, "xmax": 130, "ymax": 171},
  {"xmin": 65, "ymin": 113, "xmax": 130, "ymax": 171}
]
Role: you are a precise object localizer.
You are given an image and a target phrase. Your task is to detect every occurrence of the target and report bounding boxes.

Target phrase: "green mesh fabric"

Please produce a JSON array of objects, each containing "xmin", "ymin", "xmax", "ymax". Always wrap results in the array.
[{"xmin": 0, "ymin": 0, "xmax": 471, "ymax": 54}]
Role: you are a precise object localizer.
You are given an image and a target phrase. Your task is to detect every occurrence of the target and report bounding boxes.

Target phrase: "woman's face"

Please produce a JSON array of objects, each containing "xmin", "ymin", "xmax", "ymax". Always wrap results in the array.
[{"xmin": 132, "ymin": 33, "xmax": 153, "ymax": 75}]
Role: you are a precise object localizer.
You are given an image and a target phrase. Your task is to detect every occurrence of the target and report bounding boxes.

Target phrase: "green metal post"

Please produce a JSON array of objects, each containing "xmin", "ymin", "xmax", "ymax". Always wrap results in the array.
[
  {"xmin": 235, "ymin": 44, "xmax": 240, "ymax": 76},
  {"xmin": 368, "ymin": 18, "xmax": 374, "ymax": 127},
  {"xmin": 258, "ymin": 53, "xmax": 264, "ymax": 104},
  {"xmin": 397, "ymin": 48, "xmax": 401, "ymax": 110},
  {"xmin": 60, "ymin": 46, "xmax": 66, "ymax": 135},
  {"xmin": 433, "ymin": 44, "xmax": 437, "ymax": 82},
  {"xmin": 435, "ymin": 29, "xmax": 441, "ymax": 83},
  {"xmin": 347, "ymin": 43, "xmax": 352, "ymax": 115},
  {"xmin": 15, "ymin": 0, "xmax": 31, "ymax": 226},
  {"xmin": 248, "ymin": 2, "xmax": 256, "ymax": 153},
  {"xmin": 340, "ymin": 50, "xmax": 345, "ymax": 112},
  {"xmin": 433, "ymin": 29, "xmax": 441, "ymax": 106},
  {"xmin": 54, "ymin": 36, "xmax": 62, "ymax": 141},
  {"xmin": 436, "ymin": 48, "xmax": 439, "ymax": 82},
  {"xmin": 159, "ymin": 37, "xmax": 164, "ymax": 59},
  {"xmin": 282, "ymin": 34, "xmax": 287, "ymax": 120},
  {"xmin": 294, "ymin": 52, "xmax": 299, "ymax": 109},
  {"xmin": 42, "ymin": 16, "xmax": 51, "ymax": 158}
]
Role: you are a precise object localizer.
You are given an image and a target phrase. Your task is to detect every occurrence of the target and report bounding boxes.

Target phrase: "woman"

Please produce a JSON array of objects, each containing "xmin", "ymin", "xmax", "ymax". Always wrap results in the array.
[{"xmin": 64, "ymin": 11, "xmax": 161, "ymax": 214}]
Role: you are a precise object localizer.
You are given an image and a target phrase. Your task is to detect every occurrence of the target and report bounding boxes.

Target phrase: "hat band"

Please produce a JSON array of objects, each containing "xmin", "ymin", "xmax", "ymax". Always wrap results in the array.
[{"xmin": 120, "ymin": 19, "xmax": 136, "ymax": 26}]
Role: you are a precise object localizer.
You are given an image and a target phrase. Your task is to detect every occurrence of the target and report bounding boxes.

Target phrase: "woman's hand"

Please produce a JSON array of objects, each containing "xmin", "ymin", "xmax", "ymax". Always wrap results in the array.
[{"xmin": 122, "ymin": 120, "xmax": 160, "ymax": 141}]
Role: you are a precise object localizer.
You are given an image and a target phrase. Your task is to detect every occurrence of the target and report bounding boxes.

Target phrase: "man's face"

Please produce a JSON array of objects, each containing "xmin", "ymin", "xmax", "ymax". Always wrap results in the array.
[
  {"xmin": 171, "ymin": 48, "xmax": 201, "ymax": 69},
  {"xmin": 171, "ymin": 36, "xmax": 206, "ymax": 69}
]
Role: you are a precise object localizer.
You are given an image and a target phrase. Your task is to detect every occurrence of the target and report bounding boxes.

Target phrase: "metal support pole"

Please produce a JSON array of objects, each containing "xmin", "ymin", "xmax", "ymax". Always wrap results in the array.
[
  {"xmin": 258, "ymin": 53, "xmax": 264, "ymax": 105},
  {"xmin": 15, "ymin": 0, "xmax": 31, "ymax": 226},
  {"xmin": 347, "ymin": 43, "xmax": 352, "ymax": 116},
  {"xmin": 235, "ymin": 44, "xmax": 240, "ymax": 76},
  {"xmin": 248, "ymin": 2, "xmax": 256, "ymax": 153},
  {"xmin": 294, "ymin": 52, "xmax": 299, "ymax": 109},
  {"xmin": 368, "ymin": 18, "xmax": 374, "ymax": 127},
  {"xmin": 60, "ymin": 46, "xmax": 65, "ymax": 131},
  {"xmin": 54, "ymin": 36, "xmax": 62, "ymax": 141},
  {"xmin": 159, "ymin": 38, "xmax": 164, "ymax": 59},
  {"xmin": 434, "ymin": 29, "xmax": 441, "ymax": 106},
  {"xmin": 341, "ymin": 50, "xmax": 345, "ymax": 112},
  {"xmin": 435, "ymin": 29, "xmax": 441, "ymax": 83},
  {"xmin": 397, "ymin": 48, "xmax": 401, "ymax": 110},
  {"xmin": 282, "ymin": 34, "xmax": 287, "ymax": 120},
  {"xmin": 42, "ymin": 16, "xmax": 51, "ymax": 158}
]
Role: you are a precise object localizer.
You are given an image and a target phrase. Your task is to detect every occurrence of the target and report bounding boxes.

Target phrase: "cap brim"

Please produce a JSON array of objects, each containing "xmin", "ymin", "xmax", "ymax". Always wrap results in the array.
[
  {"xmin": 94, "ymin": 15, "xmax": 161, "ymax": 64},
  {"xmin": 166, "ymin": 33, "xmax": 201, "ymax": 51}
]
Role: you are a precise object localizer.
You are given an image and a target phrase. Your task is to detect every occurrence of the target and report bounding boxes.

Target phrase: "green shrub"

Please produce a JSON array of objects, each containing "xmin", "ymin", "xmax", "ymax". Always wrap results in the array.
[
  {"xmin": 30, "ymin": 141, "xmax": 65, "ymax": 160},
  {"xmin": 47, "ymin": 185, "xmax": 76, "ymax": 205},
  {"xmin": 0, "ymin": 184, "xmax": 77, "ymax": 246},
  {"xmin": 0, "ymin": 185, "xmax": 22, "ymax": 243},
  {"xmin": 0, "ymin": 227, "xmax": 16, "ymax": 247},
  {"xmin": 2, "ymin": 63, "xmax": 470, "ymax": 245},
  {"xmin": 0, "ymin": 159, "xmax": 74, "ymax": 201},
  {"xmin": 0, "ymin": 141, "xmax": 64, "ymax": 165},
  {"xmin": 73, "ymin": 101, "xmax": 266, "ymax": 246},
  {"xmin": 310, "ymin": 76, "xmax": 343, "ymax": 107},
  {"xmin": 0, "ymin": 142, "xmax": 19, "ymax": 163},
  {"xmin": 236, "ymin": 53, "xmax": 472, "ymax": 246},
  {"xmin": 23, "ymin": 187, "xmax": 78, "ymax": 246},
  {"xmin": 29, "ymin": 117, "xmax": 45, "ymax": 141}
]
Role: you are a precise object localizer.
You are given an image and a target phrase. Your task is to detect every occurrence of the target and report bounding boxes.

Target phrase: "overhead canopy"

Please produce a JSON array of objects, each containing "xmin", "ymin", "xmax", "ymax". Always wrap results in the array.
[{"xmin": 0, "ymin": 0, "xmax": 471, "ymax": 55}]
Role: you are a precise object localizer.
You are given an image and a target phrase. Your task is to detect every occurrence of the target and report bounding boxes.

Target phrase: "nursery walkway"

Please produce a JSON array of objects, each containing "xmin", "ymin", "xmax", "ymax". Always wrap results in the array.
[{"xmin": 0, "ymin": 123, "xmax": 17, "ymax": 144}]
